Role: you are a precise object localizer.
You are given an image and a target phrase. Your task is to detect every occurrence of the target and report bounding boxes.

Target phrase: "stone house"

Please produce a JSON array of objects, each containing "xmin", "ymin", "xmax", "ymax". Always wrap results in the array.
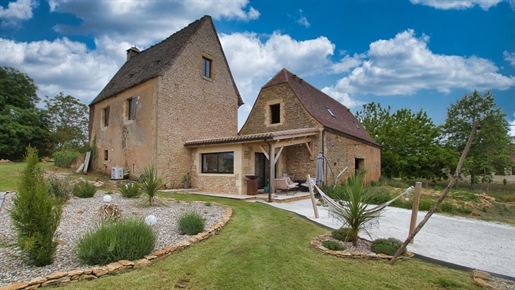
[
  {"xmin": 185, "ymin": 69, "xmax": 381, "ymax": 194},
  {"xmin": 89, "ymin": 16, "xmax": 381, "ymax": 195},
  {"xmin": 88, "ymin": 15, "xmax": 243, "ymax": 188}
]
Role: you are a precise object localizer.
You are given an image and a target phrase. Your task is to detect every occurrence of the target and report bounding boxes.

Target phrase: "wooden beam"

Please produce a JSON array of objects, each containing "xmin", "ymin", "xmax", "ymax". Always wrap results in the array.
[
  {"xmin": 304, "ymin": 141, "xmax": 314, "ymax": 160},
  {"xmin": 259, "ymin": 145, "xmax": 269, "ymax": 160},
  {"xmin": 273, "ymin": 147, "xmax": 283, "ymax": 166},
  {"xmin": 274, "ymin": 136, "xmax": 312, "ymax": 148}
]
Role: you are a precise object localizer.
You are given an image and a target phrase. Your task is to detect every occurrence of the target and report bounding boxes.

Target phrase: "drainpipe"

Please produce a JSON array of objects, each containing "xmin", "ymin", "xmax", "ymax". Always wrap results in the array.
[
  {"xmin": 264, "ymin": 137, "xmax": 273, "ymax": 202},
  {"xmin": 322, "ymin": 128, "xmax": 325, "ymax": 185}
]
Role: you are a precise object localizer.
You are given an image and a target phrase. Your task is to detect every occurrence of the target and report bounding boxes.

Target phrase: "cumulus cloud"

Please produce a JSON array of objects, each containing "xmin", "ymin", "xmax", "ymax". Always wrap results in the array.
[
  {"xmin": 510, "ymin": 114, "xmax": 515, "ymax": 137},
  {"xmin": 409, "ymin": 0, "xmax": 504, "ymax": 10},
  {"xmin": 48, "ymin": 0, "xmax": 259, "ymax": 46},
  {"xmin": 321, "ymin": 87, "xmax": 365, "ymax": 109},
  {"xmin": 0, "ymin": 0, "xmax": 38, "ymax": 28},
  {"xmin": 327, "ymin": 30, "xmax": 515, "ymax": 97},
  {"xmin": 0, "ymin": 37, "xmax": 125, "ymax": 104},
  {"xmin": 220, "ymin": 31, "xmax": 335, "ymax": 104},
  {"xmin": 504, "ymin": 51, "xmax": 515, "ymax": 67}
]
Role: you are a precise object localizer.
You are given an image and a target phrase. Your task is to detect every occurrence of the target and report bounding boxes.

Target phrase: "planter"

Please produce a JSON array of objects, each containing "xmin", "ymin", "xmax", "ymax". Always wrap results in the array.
[{"xmin": 183, "ymin": 182, "xmax": 190, "ymax": 189}]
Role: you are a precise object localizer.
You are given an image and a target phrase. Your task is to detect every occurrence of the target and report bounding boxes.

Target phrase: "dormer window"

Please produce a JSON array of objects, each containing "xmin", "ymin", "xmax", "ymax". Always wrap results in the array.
[{"xmin": 202, "ymin": 57, "xmax": 212, "ymax": 78}]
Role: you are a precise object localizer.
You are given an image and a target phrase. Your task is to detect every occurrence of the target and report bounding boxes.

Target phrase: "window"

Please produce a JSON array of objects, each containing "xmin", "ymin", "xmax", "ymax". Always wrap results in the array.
[
  {"xmin": 270, "ymin": 103, "xmax": 280, "ymax": 124},
  {"xmin": 202, "ymin": 152, "xmax": 234, "ymax": 173},
  {"xmin": 325, "ymin": 106, "xmax": 335, "ymax": 118},
  {"xmin": 104, "ymin": 150, "xmax": 108, "ymax": 161},
  {"xmin": 202, "ymin": 57, "xmax": 212, "ymax": 78},
  {"xmin": 103, "ymin": 106, "xmax": 110, "ymax": 126},
  {"xmin": 127, "ymin": 97, "xmax": 137, "ymax": 120}
]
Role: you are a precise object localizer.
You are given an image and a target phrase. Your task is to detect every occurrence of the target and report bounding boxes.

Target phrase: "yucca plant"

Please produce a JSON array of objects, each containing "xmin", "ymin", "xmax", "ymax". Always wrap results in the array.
[
  {"xmin": 330, "ymin": 171, "xmax": 380, "ymax": 246},
  {"xmin": 140, "ymin": 165, "xmax": 163, "ymax": 206}
]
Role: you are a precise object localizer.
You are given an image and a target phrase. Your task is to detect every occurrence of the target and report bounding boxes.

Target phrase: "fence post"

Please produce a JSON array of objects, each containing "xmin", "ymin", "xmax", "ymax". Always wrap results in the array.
[{"xmin": 409, "ymin": 182, "xmax": 422, "ymax": 243}]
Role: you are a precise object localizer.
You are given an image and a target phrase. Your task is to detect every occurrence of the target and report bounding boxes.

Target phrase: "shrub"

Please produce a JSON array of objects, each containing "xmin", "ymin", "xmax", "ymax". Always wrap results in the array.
[
  {"xmin": 331, "ymin": 228, "xmax": 354, "ymax": 242},
  {"xmin": 46, "ymin": 175, "xmax": 71, "ymax": 203},
  {"xmin": 322, "ymin": 240, "xmax": 345, "ymax": 251},
  {"xmin": 178, "ymin": 211, "xmax": 205, "ymax": 235},
  {"xmin": 72, "ymin": 181, "xmax": 97, "ymax": 198},
  {"xmin": 9, "ymin": 147, "xmax": 62, "ymax": 266},
  {"xmin": 331, "ymin": 171, "xmax": 380, "ymax": 246},
  {"xmin": 439, "ymin": 202, "xmax": 456, "ymax": 213},
  {"xmin": 204, "ymin": 202, "xmax": 212, "ymax": 207},
  {"xmin": 53, "ymin": 150, "xmax": 82, "ymax": 168},
  {"xmin": 140, "ymin": 165, "xmax": 163, "ymax": 206},
  {"xmin": 371, "ymin": 238, "xmax": 406, "ymax": 256},
  {"xmin": 76, "ymin": 218, "xmax": 157, "ymax": 265},
  {"xmin": 119, "ymin": 182, "xmax": 140, "ymax": 198}
]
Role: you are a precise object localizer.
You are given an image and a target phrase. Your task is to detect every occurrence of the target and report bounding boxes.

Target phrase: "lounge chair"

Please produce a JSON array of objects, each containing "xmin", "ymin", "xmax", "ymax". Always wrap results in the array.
[{"xmin": 275, "ymin": 178, "xmax": 299, "ymax": 195}]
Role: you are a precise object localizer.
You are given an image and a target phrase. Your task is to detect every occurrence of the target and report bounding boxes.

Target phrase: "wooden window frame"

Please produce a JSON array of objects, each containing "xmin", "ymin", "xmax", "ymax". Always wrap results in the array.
[
  {"xmin": 202, "ymin": 57, "xmax": 212, "ymax": 79},
  {"xmin": 127, "ymin": 97, "xmax": 137, "ymax": 120}
]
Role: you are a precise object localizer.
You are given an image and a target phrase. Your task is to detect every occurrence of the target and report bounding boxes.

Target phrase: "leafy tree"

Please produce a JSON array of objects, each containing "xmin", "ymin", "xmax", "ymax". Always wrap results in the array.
[
  {"xmin": 442, "ymin": 90, "xmax": 513, "ymax": 187},
  {"xmin": 0, "ymin": 67, "xmax": 50, "ymax": 160},
  {"xmin": 356, "ymin": 102, "xmax": 447, "ymax": 180},
  {"xmin": 9, "ymin": 147, "xmax": 62, "ymax": 266},
  {"xmin": 44, "ymin": 93, "xmax": 89, "ymax": 152}
]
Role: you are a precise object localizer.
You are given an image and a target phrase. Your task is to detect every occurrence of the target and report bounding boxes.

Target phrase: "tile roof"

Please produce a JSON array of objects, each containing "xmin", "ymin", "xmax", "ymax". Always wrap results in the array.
[
  {"xmin": 90, "ymin": 15, "xmax": 243, "ymax": 106},
  {"xmin": 262, "ymin": 68, "xmax": 380, "ymax": 146},
  {"xmin": 184, "ymin": 127, "xmax": 319, "ymax": 147}
]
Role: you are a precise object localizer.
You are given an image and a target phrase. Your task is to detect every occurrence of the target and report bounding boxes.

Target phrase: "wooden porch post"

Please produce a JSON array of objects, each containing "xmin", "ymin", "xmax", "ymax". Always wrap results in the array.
[{"xmin": 269, "ymin": 144, "xmax": 275, "ymax": 195}]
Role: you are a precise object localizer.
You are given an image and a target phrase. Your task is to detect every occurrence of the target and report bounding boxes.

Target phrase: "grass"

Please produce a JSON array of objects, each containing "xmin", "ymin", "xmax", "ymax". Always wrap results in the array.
[
  {"xmin": 0, "ymin": 162, "xmax": 56, "ymax": 191},
  {"xmin": 60, "ymin": 193, "xmax": 480, "ymax": 290}
]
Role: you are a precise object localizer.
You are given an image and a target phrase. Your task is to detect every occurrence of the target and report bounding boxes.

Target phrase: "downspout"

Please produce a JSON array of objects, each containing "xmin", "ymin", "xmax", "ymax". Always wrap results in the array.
[
  {"xmin": 264, "ymin": 137, "xmax": 272, "ymax": 202},
  {"xmin": 322, "ymin": 128, "xmax": 326, "ymax": 185}
]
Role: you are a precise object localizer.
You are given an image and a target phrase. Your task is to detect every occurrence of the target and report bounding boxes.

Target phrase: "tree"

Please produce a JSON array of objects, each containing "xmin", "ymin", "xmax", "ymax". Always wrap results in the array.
[
  {"xmin": 9, "ymin": 147, "xmax": 62, "ymax": 266},
  {"xmin": 356, "ymin": 102, "xmax": 447, "ymax": 180},
  {"xmin": 442, "ymin": 90, "xmax": 513, "ymax": 187},
  {"xmin": 44, "ymin": 93, "xmax": 89, "ymax": 152},
  {"xmin": 0, "ymin": 67, "xmax": 50, "ymax": 160}
]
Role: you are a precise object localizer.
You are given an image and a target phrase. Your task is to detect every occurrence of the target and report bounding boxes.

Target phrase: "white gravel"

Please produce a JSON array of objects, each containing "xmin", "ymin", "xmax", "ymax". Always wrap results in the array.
[{"xmin": 0, "ymin": 192, "xmax": 226, "ymax": 287}]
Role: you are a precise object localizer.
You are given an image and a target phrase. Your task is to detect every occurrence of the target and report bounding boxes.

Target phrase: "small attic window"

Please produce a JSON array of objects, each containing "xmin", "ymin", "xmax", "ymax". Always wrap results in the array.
[
  {"xmin": 352, "ymin": 120, "xmax": 360, "ymax": 129},
  {"xmin": 128, "ymin": 74, "xmax": 134, "ymax": 78},
  {"xmin": 154, "ymin": 60, "xmax": 161, "ymax": 65},
  {"xmin": 325, "ymin": 106, "xmax": 335, "ymax": 118},
  {"xmin": 202, "ymin": 57, "xmax": 212, "ymax": 78}
]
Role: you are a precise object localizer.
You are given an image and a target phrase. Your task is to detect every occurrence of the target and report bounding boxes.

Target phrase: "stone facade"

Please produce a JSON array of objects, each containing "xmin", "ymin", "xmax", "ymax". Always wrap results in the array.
[{"xmin": 89, "ymin": 17, "xmax": 240, "ymax": 188}]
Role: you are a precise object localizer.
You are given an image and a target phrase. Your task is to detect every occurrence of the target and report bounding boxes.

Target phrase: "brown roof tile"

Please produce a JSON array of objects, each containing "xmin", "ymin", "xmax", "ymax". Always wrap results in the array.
[
  {"xmin": 185, "ymin": 127, "xmax": 319, "ymax": 147},
  {"xmin": 262, "ymin": 68, "xmax": 379, "ymax": 146},
  {"xmin": 90, "ymin": 15, "xmax": 243, "ymax": 107}
]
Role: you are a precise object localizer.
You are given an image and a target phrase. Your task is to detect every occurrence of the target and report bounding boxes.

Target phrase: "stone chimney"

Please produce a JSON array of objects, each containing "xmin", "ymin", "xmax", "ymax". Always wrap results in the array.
[{"xmin": 126, "ymin": 46, "xmax": 140, "ymax": 61}]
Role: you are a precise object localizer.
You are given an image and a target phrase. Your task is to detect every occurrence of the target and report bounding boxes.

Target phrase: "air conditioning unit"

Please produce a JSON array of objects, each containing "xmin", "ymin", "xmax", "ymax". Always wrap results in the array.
[{"xmin": 111, "ymin": 167, "xmax": 124, "ymax": 180}]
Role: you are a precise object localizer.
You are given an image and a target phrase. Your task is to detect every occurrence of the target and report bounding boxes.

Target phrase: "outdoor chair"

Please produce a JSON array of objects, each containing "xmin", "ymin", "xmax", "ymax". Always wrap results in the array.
[{"xmin": 275, "ymin": 178, "xmax": 299, "ymax": 195}]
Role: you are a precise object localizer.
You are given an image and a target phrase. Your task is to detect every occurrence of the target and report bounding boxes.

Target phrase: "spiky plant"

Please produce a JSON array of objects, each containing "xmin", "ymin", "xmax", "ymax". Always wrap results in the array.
[
  {"xmin": 330, "ymin": 171, "xmax": 380, "ymax": 246},
  {"xmin": 140, "ymin": 165, "xmax": 163, "ymax": 206}
]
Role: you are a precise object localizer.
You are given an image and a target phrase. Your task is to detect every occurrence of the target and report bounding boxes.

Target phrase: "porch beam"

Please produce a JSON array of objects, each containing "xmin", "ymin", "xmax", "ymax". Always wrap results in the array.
[
  {"xmin": 304, "ymin": 141, "xmax": 314, "ymax": 160},
  {"xmin": 274, "ymin": 136, "xmax": 312, "ymax": 148},
  {"xmin": 273, "ymin": 147, "xmax": 283, "ymax": 166},
  {"xmin": 259, "ymin": 145, "xmax": 269, "ymax": 160},
  {"xmin": 270, "ymin": 144, "xmax": 275, "ymax": 194}
]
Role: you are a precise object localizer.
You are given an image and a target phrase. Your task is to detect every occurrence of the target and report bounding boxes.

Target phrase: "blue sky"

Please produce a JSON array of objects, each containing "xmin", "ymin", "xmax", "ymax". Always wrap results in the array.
[{"xmin": 1, "ymin": 0, "xmax": 514, "ymax": 135}]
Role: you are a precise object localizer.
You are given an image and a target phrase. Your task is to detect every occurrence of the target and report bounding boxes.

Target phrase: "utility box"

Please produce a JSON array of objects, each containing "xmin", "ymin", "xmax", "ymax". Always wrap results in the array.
[{"xmin": 111, "ymin": 167, "xmax": 124, "ymax": 180}]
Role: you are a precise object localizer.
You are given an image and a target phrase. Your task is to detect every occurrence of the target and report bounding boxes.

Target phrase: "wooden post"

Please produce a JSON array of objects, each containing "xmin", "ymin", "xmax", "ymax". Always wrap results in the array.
[
  {"xmin": 269, "ymin": 145, "xmax": 275, "ymax": 197},
  {"xmin": 409, "ymin": 182, "xmax": 422, "ymax": 244},
  {"xmin": 307, "ymin": 174, "xmax": 319, "ymax": 218}
]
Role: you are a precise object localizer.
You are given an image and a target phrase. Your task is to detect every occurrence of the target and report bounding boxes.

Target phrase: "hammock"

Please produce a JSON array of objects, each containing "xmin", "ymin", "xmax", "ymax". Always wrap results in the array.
[{"xmin": 309, "ymin": 179, "xmax": 414, "ymax": 216}]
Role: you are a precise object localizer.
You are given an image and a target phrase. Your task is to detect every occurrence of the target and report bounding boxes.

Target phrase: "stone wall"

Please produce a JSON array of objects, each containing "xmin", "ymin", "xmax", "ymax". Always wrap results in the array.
[
  {"xmin": 155, "ymin": 20, "xmax": 240, "ymax": 188},
  {"xmin": 239, "ymin": 83, "xmax": 319, "ymax": 135},
  {"xmin": 89, "ymin": 79, "xmax": 158, "ymax": 177}
]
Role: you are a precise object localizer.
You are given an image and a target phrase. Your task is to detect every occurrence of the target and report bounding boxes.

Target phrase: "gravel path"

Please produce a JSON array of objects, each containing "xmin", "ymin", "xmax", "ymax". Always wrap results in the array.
[{"xmin": 0, "ymin": 192, "xmax": 226, "ymax": 287}]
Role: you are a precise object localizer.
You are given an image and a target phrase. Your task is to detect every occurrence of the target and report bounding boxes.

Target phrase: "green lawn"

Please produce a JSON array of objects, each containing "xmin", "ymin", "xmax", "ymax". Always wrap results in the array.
[
  {"xmin": 0, "ymin": 162, "xmax": 56, "ymax": 191},
  {"xmin": 61, "ymin": 193, "xmax": 479, "ymax": 290}
]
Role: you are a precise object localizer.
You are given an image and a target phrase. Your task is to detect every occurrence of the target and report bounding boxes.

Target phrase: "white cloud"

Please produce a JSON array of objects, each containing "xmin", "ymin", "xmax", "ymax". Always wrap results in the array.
[
  {"xmin": 327, "ymin": 30, "xmax": 515, "ymax": 96},
  {"xmin": 0, "ymin": 0, "xmax": 38, "ymax": 28},
  {"xmin": 504, "ymin": 51, "xmax": 515, "ymax": 67},
  {"xmin": 321, "ymin": 87, "xmax": 365, "ymax": 109},
  {"xmin": 220, "ymin": 31, "xmax": 335, "ymax": 103},
  {"xmin": 48, "ymin": 0, "xmax": 259, "ymax": 46},
  {"xmin": 0, "ymin": 37, "xmax": 124, "ymax": 104},
  {"xmin": 409, "ymin": 0, "xmax": 503, "ymax": 10},
  {"xmin": 295, "ymin": 10, "xmax": 310, "ymax": 28},
  {"xmin": 330, "ymin": 53, "xmax": 364, "ymax": 74}
]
